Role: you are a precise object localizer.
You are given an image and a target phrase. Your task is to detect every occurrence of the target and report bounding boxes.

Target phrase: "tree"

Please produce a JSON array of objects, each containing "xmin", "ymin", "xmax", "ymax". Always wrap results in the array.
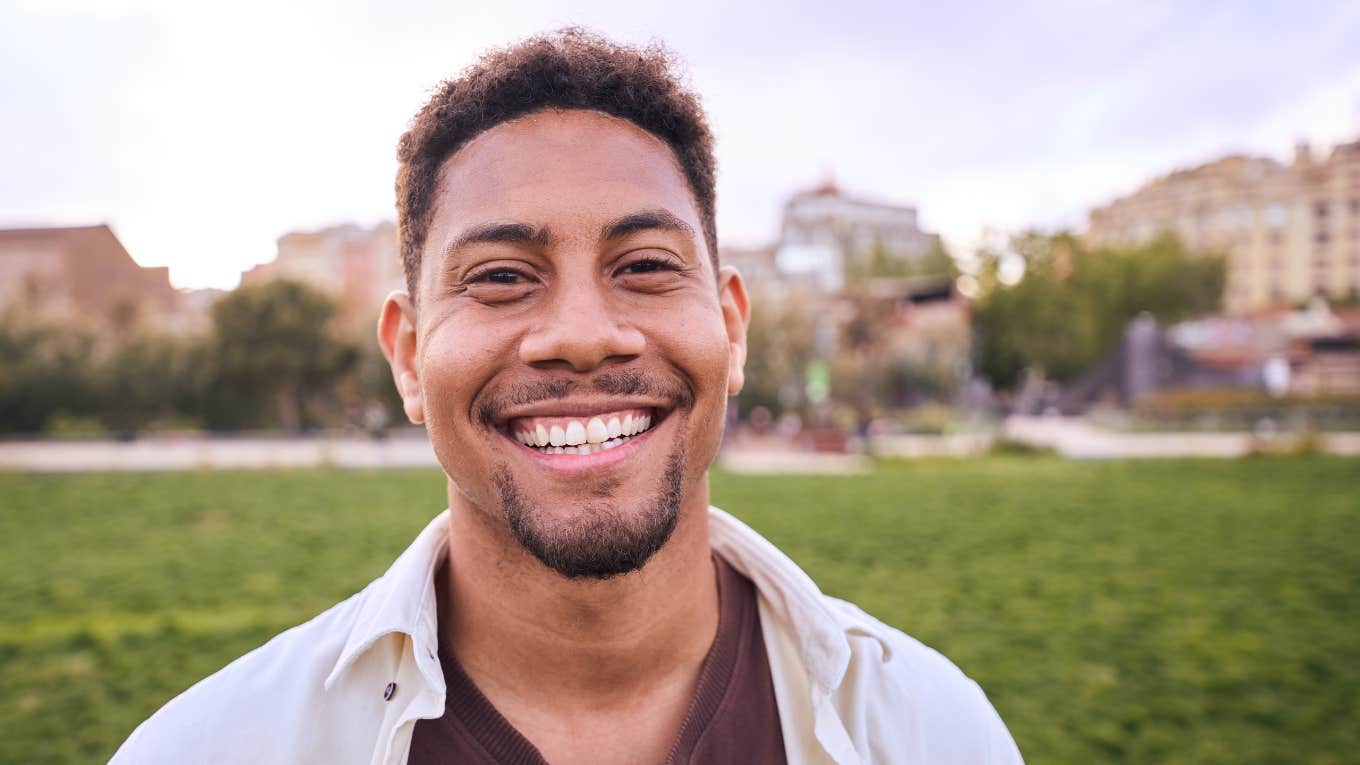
[
  {"xmin": 93, "ymin": 332, "xmax": 197, "ymax": 437},
  {"xmin": 206, "ymin": 280, "xmax": 358, "ymax": 431},
  {"xmin": 973, "ymin": 232, "xmax": 1224, "ymax": 390},
  {"xmin": 737, "ymin": 293, "xmax": 818, "ymax": 418},
  {"xmin": 0, "ymin": 316, "xmax": 98, "ymax": 433}
]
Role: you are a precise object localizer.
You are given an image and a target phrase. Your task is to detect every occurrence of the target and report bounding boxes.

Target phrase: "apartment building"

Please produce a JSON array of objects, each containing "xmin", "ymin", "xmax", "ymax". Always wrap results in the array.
[{"xmin": 1088, "ymin": 138, "xmax": 1360, "ymax": 313}]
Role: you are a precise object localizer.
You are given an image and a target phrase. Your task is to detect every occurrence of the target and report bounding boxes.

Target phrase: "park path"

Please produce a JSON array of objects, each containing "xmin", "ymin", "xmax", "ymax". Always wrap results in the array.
[{"xmin": 1, "ymin": 418, "xmax": 1356, "ymax": 472}]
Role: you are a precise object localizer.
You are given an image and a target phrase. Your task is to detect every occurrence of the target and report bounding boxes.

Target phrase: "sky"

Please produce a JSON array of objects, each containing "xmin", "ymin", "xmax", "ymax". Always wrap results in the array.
[{"xmin": 3, "ymin": 0, "xmax": 1359, "ymax": 289}]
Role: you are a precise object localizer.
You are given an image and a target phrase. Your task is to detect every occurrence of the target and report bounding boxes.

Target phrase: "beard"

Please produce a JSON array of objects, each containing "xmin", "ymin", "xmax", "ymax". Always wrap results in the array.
[{"xmin": 492, "ymin": 447, "xmax": 686, "ymax": 580}]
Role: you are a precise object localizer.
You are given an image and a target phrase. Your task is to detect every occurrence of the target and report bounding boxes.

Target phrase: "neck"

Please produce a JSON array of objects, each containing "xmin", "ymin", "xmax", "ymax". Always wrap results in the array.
[{"xmin": 441, "ymin": 479, "xmax": 719, "ymax": 705}]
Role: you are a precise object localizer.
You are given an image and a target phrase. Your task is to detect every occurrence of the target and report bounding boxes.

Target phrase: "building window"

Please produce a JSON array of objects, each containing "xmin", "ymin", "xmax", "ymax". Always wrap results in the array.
[
  {"xmin": 1350, "ymin": 198, "xmax": 1360, "ymax": 215},
  {"xmin": 1315, "ymin": 200, "xmax": 1329, "ymax": 218},
  {"xmin": 1315, "ymin": 230, "xmax": 1330, "ymax": 245}
]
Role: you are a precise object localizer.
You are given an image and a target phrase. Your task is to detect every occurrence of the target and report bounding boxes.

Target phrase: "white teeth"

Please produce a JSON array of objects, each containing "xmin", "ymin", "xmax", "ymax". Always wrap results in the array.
[
  {"xmin": 586, "ymin": 417, "xmax": 608, "ymax": 444},
  {"xmin": 519, "ymin": 411, "xmax": 658, "ymax": 454},
  {"xmin": 565, "ymin": 420, "xmax": 587, "ymax": 446}
]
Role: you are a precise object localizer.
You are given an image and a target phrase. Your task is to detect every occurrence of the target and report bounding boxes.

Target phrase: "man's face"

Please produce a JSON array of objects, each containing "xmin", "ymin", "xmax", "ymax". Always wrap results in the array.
[{"xmin": 381, "ymin": 109, "xmax": 748, "ymax": 579}]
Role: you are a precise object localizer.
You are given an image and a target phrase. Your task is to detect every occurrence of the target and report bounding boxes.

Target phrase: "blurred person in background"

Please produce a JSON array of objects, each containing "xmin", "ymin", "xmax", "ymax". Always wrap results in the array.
[{"xmin": 112, "ymin": 29, "xmax": 1021, "ymax": 764}]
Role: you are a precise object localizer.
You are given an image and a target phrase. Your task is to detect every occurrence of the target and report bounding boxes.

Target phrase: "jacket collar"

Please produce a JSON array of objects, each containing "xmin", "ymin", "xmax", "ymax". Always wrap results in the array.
[
  {"xmin": 325, "ymin": 507, "xmax": 854, "ymax": 694},
  {"xmin": 324, "ymin": 511, "xmax": 448, "ymax": 692},
  {"xmin": 707, "ymin": 507, "xmax": 852, "ymax": 692}
]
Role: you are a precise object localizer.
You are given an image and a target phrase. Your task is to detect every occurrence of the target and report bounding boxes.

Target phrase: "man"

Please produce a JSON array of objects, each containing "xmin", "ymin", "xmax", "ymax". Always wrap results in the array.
[{"xmin": 113, "ymin": 29, "xmax": 1022, "ymax": 764}]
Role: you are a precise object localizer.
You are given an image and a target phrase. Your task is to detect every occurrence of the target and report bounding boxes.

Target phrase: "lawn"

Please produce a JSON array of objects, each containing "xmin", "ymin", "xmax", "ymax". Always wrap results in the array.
[{"xmin": 1, "ymin": 457, "xmax": 1356, "ymax": 764}]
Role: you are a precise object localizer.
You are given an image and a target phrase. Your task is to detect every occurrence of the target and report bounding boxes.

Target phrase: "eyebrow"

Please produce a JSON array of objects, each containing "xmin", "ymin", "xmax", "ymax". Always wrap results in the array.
[
  {"xmin": 446, "ymin": 222, "xmax": 552, "ymax": 258},
  {"xmin": 600, "ymin": 209, "xmax": 697, "ymax": 242}
]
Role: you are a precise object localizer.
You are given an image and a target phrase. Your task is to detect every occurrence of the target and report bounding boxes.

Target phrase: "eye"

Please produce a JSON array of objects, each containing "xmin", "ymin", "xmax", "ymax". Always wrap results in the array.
[
  {"xmin": 616, "ymin": 253, "xmax": 685, "ymax": 277},
  {"xmin": 614, "ymin": 253, "xmax": 688, "ymax": 293},
  {"xmin": 623, "ymin": 259, "xmax": 668, "ymax": 274},
  {"xmin": 479, "ymin": 268, "xmax": 524, "ymax": 284},
  {"xmin": 458, "ymin": 264, "xmax": 539, "ymax": 304}
]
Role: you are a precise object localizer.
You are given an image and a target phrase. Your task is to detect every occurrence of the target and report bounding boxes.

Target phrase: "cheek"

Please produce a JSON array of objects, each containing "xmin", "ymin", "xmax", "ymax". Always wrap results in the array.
[
  {"xmin": 418, "ymin": 323, "xmax": 510, "ymax": 447},
  {"xmin": 646, "ymin": 311, "xmax": 732, "ymax": 462},
  {"xmin": 646, "ymin": 308, "xmax": 731, "ymax": 392}
]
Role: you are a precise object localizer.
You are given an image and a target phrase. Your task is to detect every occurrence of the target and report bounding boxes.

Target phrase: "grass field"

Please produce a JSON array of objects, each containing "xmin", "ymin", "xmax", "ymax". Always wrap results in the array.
[{"xmin": 1, "ymin": 457, "xmax": 1357, "ymax": 764}]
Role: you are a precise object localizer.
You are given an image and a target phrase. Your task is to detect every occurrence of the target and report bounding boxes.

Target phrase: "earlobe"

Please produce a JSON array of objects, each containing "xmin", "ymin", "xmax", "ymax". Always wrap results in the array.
[
  {"xmin": 717, "ymin": 266, "xmax": 751, "ymax": 397},
  {"xmin": 377, "ymin": 291, "xmax": 426, "ymax": 425}
]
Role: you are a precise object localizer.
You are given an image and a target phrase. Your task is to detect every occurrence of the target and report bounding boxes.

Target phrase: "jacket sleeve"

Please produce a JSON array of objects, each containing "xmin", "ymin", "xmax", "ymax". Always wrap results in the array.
[{"xmin": 108, "ymin": 594, "xmax": 378, "ymax": 765}]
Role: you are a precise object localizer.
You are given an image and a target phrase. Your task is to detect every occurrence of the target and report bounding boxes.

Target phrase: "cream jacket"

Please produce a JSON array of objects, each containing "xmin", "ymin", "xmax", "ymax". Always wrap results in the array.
[{"xmin": 112, "ymin": 508, "xmax": 1023, "ymax": 764}]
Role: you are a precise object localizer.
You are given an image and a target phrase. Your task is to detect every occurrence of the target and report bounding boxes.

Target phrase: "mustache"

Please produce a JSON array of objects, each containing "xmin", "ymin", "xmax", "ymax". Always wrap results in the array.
[{"xmin": 476, "ymin": 369, "xmax": 695, "ymax": 427}]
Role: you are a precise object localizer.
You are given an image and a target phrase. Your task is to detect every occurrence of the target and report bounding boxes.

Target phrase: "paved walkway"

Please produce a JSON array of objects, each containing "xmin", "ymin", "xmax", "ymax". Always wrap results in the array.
[
  {"xmin": 1002, "ymin": 416, "xmax": 1360, "ymax": 458},
  {"xmin": 0, "ymin": 435, "xmax": 441, "ymax": 472},
  {"xmin": 1, "ymin": 420, "xmax": 1355, "ymax": 472},
  {"xmin": 0, "ymin": 434, "xmax": 871, "ymax": 474}
]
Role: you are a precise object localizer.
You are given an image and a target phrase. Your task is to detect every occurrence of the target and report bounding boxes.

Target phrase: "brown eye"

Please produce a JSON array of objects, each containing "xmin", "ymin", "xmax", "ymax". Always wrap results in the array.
[
  {"xmin": 482, "ymin": 269, "xmax": 522, "ymax": 284},
  {"xmin": 461, "ymin": 265, "xmax": 538, "ymax": 304},
  {"xmin": 625, "ymin": 259, "xmax": 665, "ymax": 274}
]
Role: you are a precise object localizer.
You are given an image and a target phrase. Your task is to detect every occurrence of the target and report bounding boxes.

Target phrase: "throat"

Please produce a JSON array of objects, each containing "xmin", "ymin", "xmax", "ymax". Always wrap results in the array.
[{"xmin": 439, "ymin": 504, "xmax": 720, "ymax": 701}]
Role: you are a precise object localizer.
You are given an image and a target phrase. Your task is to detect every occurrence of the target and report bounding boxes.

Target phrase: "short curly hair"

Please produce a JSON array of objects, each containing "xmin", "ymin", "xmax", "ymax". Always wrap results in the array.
[{"xmin": 395, "ymin": 28, "xmax": 718, "ymax": 298}]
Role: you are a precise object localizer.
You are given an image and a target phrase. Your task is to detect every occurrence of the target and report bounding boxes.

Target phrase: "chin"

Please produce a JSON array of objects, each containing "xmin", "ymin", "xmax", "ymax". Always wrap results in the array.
[{"xmin": 492, "ymin": 448, "xmax": 686, "ymax": 580}]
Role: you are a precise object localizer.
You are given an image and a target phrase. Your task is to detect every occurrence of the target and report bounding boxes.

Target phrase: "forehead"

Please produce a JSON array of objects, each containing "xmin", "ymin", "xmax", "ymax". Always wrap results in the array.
[{"xmin": 430, "ymin": 109, "xmax": 700, "ymax": 241}]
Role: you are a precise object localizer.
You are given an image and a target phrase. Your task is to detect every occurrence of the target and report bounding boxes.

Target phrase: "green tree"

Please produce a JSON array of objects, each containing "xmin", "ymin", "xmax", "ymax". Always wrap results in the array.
[
  {"xmin": 93, "ymin": 332, "xmax": 202, "ymax": 437},
  {"xmin": 973, "ymin": 231, "xmax": 1224, "ymax": 390},
  {"xmin": 206, "ymin": 280, "xmax": 358, "ymax": 431},
  {"xmin": 0, "ymin": 317, "xmax": 98, "ymax": 433},
  {"xmin": 738, "ymin": 293, "xmax": 818, "ymax": 418}
]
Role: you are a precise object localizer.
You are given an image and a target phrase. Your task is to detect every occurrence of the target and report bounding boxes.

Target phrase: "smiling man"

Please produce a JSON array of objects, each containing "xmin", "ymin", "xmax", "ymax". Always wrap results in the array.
[{"xmin": 112, "ymin": 29, "xmax": 1021, "ymax": 765}]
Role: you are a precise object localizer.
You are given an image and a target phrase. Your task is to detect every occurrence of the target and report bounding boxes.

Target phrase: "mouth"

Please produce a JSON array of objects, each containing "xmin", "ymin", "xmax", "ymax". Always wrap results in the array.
[{"xmin": 501, "ymin": 407, "xmax": 665, "ymax": 456}]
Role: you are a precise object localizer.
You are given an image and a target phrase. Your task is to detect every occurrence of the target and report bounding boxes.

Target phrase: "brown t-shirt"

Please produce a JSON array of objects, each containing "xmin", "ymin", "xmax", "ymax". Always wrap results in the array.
[{"xmin": 408, "ymin": 555, "xmax": 786, "ymax": 764}]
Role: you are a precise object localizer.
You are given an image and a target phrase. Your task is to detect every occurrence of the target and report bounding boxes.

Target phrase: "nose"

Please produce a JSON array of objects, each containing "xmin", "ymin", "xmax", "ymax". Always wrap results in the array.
[{"xmin": 518, "ymin": 280, "xmax": 646, "ymax": 372}]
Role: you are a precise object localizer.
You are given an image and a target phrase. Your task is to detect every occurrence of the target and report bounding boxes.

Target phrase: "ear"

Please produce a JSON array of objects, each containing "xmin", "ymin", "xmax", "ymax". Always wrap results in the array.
[
  {"xmin": 717, "ymin": 265, "xmax": 751, "ymax": 397},
  {"xmin": 377, "ymin": 291, "xmax": 425, "ymax": 424}
]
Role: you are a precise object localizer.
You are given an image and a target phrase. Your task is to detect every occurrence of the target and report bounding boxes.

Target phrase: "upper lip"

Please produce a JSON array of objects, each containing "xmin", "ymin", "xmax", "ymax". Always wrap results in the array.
[{"xmin": 492, "ymin": 398, "xmax": 673, "ymax": 425}]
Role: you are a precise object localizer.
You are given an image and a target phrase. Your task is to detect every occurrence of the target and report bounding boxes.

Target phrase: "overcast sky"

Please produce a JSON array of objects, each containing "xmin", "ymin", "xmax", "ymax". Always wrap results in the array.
[{"xmin": 3, "ymin": 0, "xmax": 1359, "ymax": 289}]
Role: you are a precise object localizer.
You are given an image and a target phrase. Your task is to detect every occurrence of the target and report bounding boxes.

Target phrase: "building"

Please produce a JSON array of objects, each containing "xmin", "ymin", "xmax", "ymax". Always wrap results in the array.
[
  {"xmin": 241, "ymin": 222, "xmax": 402, "ymax": 334},
  {"xmin": 1087, "ymin": 137, "xmax": 1360, "ymax": 313},
  {"xmin": 1057, "ymin": 300, "xmax": 1360, "ymax": 414},
  {"xmin": 0, "ymin": 224, "xmax": 182, "ymax": 331},
  {"xmin": 718, "ymin": 245, "xmax": 781, "ymax": 296},
  {"xmin": 775, "ymin": 180, "xmax": 940, "ymax": 291}
]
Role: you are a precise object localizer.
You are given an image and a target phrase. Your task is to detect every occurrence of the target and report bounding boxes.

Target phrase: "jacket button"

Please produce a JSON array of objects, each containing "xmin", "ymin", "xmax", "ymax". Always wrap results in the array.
[{"xmin": 383, "ymin": 682, "xmax": 397, "ymax": 701}]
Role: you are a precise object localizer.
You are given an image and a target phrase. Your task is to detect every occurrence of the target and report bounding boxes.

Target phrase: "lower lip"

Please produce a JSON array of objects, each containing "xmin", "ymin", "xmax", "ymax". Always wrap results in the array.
[{"xmin": 506, "ymin": 419, "xmax": 662, "ymax": 478}]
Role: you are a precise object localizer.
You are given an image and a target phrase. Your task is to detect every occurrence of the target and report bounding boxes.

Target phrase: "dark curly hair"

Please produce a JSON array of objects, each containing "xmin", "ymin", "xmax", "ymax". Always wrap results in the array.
[{"xmin": 395, "ymin": 28, "xmax": 718, "ymax": 298}]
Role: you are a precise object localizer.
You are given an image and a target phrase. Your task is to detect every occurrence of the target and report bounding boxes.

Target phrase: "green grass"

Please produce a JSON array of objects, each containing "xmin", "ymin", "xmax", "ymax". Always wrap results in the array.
[{"xmin": 1, "ymin": 457, "xmax": 1357, "ymax": 764}]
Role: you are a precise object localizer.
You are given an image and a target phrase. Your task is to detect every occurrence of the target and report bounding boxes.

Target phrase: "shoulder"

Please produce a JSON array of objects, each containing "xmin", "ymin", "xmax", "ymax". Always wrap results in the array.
[
  {"xmin": 821, "ymin": 597, "xmax": 1023, "ymax": 764},
  {"xmin": 708, "ymin": 507, "xmax": 1023, "ymax": 761},
  {"xmin": 110, "ymin": 590, "xmax": 383, "ymax": 765}
]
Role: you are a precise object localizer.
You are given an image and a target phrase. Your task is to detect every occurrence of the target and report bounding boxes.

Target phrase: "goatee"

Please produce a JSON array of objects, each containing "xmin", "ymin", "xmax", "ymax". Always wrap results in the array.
[{"xmin": 493, "ymin": 449, "xmax": 686, "ymax": 579}]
